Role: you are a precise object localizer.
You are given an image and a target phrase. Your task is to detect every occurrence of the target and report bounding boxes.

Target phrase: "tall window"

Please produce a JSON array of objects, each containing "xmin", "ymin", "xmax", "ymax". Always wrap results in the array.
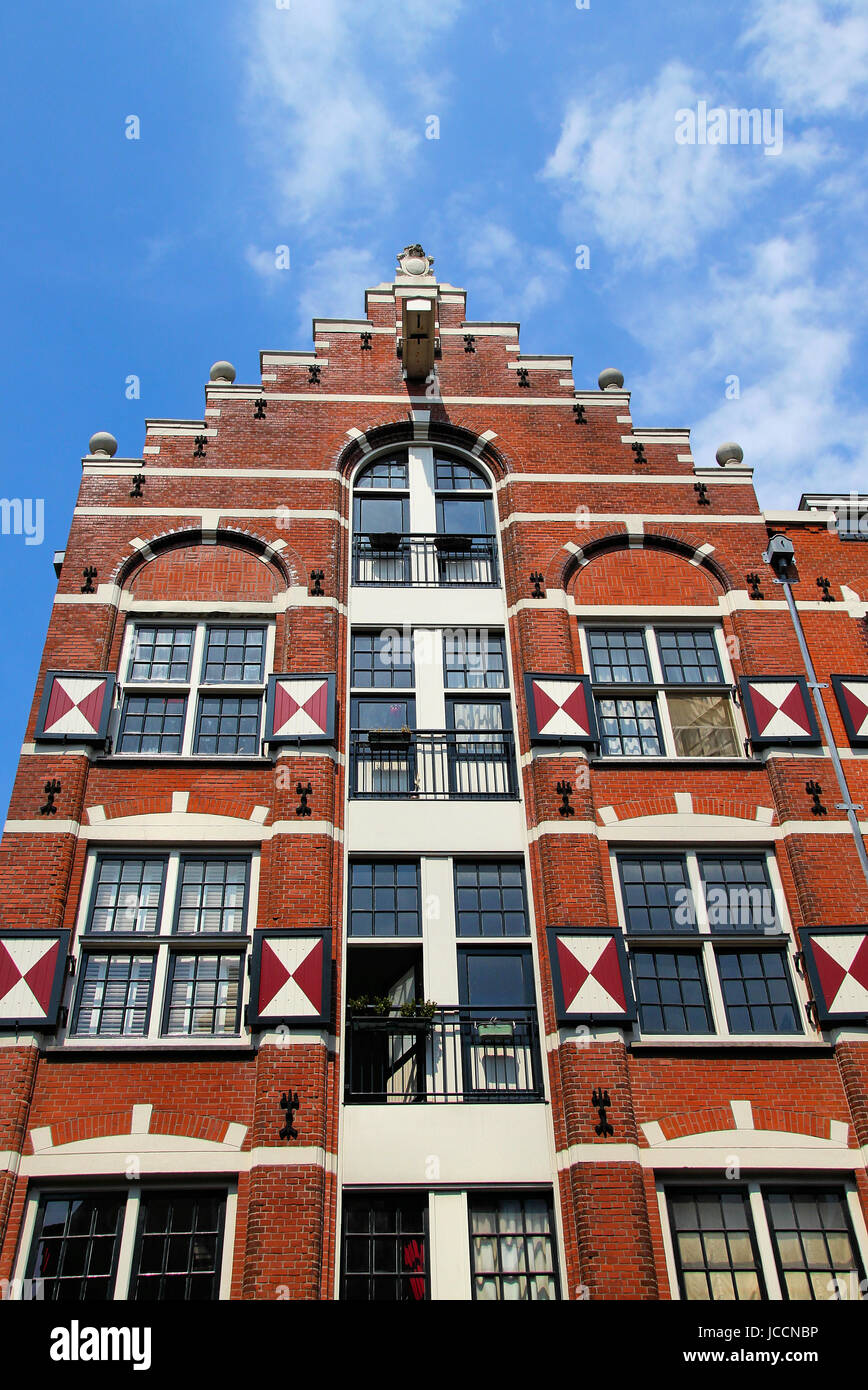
[
  {"xmin": 341, "ymin": 1194, "xmax": 428, "ymax": 1301},
  {"xmin": 585, "ymin": 626, "xmax": 740, "ymax": 759},
  {"xmin": 616, "ymin": 851, "xmax": 801, "ymax": 1038},
  {"xmin": 71, "ymin": 852, "xmax": 251, "ymax": 1040},
  {"xmin": 24, "ymin": 1189, "xmax": 228, "ymax": 1301},
  {"xmin": 666, "ymin": 1186, "xmax": 866, "ymax": 1301},
  {"xmin": 454, "ymin": 861, "xmax": 529, "ymax": 937},
  {"xmin": 117, "ymin": 621, "xmax": 270, "ymax": 757},
  {"xmin": 469, "ymin": 1194, "xmax": 560, "ymax": 1300}
]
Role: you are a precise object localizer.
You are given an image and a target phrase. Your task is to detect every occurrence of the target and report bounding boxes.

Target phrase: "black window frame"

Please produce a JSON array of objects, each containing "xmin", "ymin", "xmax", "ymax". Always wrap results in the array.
[
  {"xmin": 348, "ymin": 860, "xmax": 422, "ymax": 938},
  {"xmin": 161, "ymin": 949, "xmax": 245, "ymax": 1038},
  {"xmin": 200, "ymin": 625, "xmax": 267, "ymax": 686},
  {"xmin": 71, "ymin": 950, "xmax": 157, "ymax": 1039},
  {"xmin": 24, "ymin": 1192, "xmax": 126, "ymax": 1301},
  {"xmin": 698, "ymin": 853, "xmax": 779, "ymax": 934},
  {"xmin": 443, "ymin": 629, "xmax": 508, "ymax": 690},
  {"xmin": 85, "ymin": 854, "xmax": 169, "ymax": 936},
  {"xmin": 117, "ymin": 693, "xmax": 189, "ymax": 755},
  {"xmin": 350, "ymin": 630, "xmax": 415, "ymax": 689},
  {"xmin": 341, "ymin": 1192, "xmax": 429, "ymax": 1302},
  {"xmin": 454, "ymin": 860, "xmax": 530, "ymax": 938},
  {"xmin": 171, "ymin": 854, "xmax": 251, "ymax": 937},
  {"xmin": 764, "ymin": 1187, "xmax": 867, "ymax": 1302},
  {"xmin": 193, "ymin": 692, "xmax": 264, "ymax": 757},
  {"xmin": 595, "ymin": 693, "xmax": 664, "ymax": 757},
  {"xmin": 126, "ymin": 625, "xmax": 195, "ymax": 683},
  {"xmin": 632, "ymin": 948, "xmax": 714, "ymax": 1035},
  {"xmin": 666, "ymin": 1188, "xmax": 766, "ymax": 1302},
  {"xmin": 716, "ymin": 948, "xmax": 802, "ymax": 1035},
  {"xmin": 129, "ymin": 1188, "xmax": 227, "ymax": 1302}
]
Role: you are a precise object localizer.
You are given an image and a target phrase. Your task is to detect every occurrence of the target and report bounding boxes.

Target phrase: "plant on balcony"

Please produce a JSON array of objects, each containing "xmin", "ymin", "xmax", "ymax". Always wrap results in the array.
[
  {"xmin": 398, "ymin": 999, "xmax": 438, "ymax": 1020},
  {"xmin": 347, "ymin": 994, "xmax": 395, "ymax": 1016},
  {"xmin": 366, "ymin": 725, "xmax": 413, "ymax": 748}
]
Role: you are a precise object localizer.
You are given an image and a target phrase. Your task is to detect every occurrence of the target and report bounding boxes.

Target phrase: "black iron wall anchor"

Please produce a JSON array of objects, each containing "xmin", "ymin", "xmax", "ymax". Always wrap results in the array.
[
  {"xmin": 694, "ymin": 481, "xmax": 710, "ymax": 505},
  {"xmin": 81, "ymin": 567, "xmax": 97, "ymax": 594},
  {"xmin": 517, "ymin": 367, "xmax": 530, "ymax": 387},
  {"xmin": 254, "ymin": 397, "xmax": 267, "ymax": 419},
  {"xmin": 193, "ymin": 435, "xmax": 207, "ymax": 457},
  {"xmin": 40, "ymin": 779, "xmax": 61, "ymax": 815},
  {"xmin": 817, "ymin": 576, "xmax": 834, "ymax": 602},
  {"xmin": 360, "ymin": 332, "xmax": 372, "ymax": 351},
  {"xmin": 129, "ymin": 474, "xmax": 144, "ymax": 498},
  {"xmin": 631, "ymin": 441, "xmax": 647, "ymax": 465},
  {"xmin": 806, "ymin": 780, "xmax": 827, "ymax": 816},
  {"xmin": 556, "ymin": 780, "xmax": 575, "ymax": 816},
  {"xmin": 296, "ymin": 782, "xmax": 312, "ymax": 817},
  {"xmin": 592, "ymin": 1088, "xmax": 614, "ymax": 1137},
  {"xmin": 309, "ymin": 569, "xmax": 325, "ymax": 596},
  {"xmin": 746, "ymin": 572, "xmax": 764, "ymax": 600},
  {"xmin": 279, "ymin": 1091, "xmax": 300, "ymax": 1141},
  {"xmin": 572, "ymin": 402, "xmax": 586, "ymax": 423},
  {"xmin": 308, "ymin": 364, "xmax": 321, "ymax": 384},
  {"xmin": 463, "ymin": 334, "xmax": 476, "ymax": 353},
  {"xmin": 530, "ymin": 571, "xmax": 546, "ymax": 598}
]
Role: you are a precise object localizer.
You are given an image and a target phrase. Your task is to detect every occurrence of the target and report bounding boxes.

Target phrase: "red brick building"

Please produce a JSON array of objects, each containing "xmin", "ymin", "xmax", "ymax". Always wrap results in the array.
[{"xmin": 1, "ymin": 244, "xmax": 867, "ymax": 1302}]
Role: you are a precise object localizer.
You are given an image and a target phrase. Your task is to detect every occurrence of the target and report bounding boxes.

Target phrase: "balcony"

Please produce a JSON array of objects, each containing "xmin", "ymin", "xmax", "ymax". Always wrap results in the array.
[
  {"xmin": 352, "ymin": 533, "xmax": 499, "ymax": 587},
  {"xmin": 349, "ymin": 730, "xmax": 518, "ymax": 799},
  {"xmin": 344, "ymin": 1007, "xmax": 542, "ymax": 1103}
]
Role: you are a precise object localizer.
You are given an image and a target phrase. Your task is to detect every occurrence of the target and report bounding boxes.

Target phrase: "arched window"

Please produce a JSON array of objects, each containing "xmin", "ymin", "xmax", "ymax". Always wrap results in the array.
[
  {"xmin": 353, "ymin": 456, "xmax": 409, "ymax": 538},
  {"xmin": 434, "ymin": 456, "xmax": 493, "ymax": 538}
]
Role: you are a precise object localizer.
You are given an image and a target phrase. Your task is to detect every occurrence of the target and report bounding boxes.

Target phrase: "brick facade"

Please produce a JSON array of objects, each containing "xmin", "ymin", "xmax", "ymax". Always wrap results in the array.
[{"xmin": 0, "ymin": 249, "xmax": 866, "ymax": 1302}]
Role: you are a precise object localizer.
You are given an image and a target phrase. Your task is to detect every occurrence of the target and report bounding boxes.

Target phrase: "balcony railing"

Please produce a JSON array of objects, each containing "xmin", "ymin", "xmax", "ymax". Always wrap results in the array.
[
  {"xmin": 344, "ymin": 1007, "xmax": 543, "ymax": 1103},
  {"xmin": 352, "ymin": 533, "xmax": 499, "ymax": 587},
  {"xmin": 349, "ymin": 730, "xmax": 518, "ymax": 799}
]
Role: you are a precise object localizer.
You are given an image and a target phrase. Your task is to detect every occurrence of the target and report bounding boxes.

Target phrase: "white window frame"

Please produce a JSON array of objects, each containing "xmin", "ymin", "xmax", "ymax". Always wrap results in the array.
[
  {"xmin": 579, "ymin": 623, "xmax": 746, "ymax": 760},
  {"xmin": 611, "ymin": 846, "xmax": 811, "ymax": 1043},
  {"xmin": 112, "ymin": 618, "xmax": 276, "ymax": 757},
  {"xmin": 58, "ymin": 848, "xmax": 259, "ymax": 1048},
  {"xmin": 658, "ymin": 1177, "xmax": 868, "ymax": 1301},
  {"xmin": 9, "ymin": 1183, "xmax": 237, "ymax": 1301}
]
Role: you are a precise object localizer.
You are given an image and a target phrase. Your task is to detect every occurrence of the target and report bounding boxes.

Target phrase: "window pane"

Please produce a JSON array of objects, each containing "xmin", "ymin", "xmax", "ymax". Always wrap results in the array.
[
  {"xmin": 455, "ymin": 861, "xmax": 529, "ymax": 937},
  {"xmin": 175, "ymin": 858, "xmax": 249, "ymax": 934},
  {"xmin": 716, "ymin": 951, "xmax": 800, "ymax": 1034},
  {"xmin": 27, "ymin": 1195, "xmax": 124, "ymax": 1301},
  {"xmin": 164, "ymin": 955, "xmax": 242, "ymax": 1035},
  {"xmin": 131, "ymin": 1191, "xmax": 225, "ymax": 1301},
  {"xmin": 633, "ymin": 951, "xmax": 713, "ymax": 1034},
  {"xmin": 669, "ymin": 694, "xmax": 740, "ymax": 758},
  {"xmin": 118, "ymin": 695, "xmax": 187, "ymax": 754},
  {"xmin": 194, "ymin": 695, "xmax": 262, "ymax": 755},
  {"xmin": 202, "ymin": 627, "xmax": 266, "ymax": 683},
  {"xmin": 469, "ymin": 1195, "xmax": 559, "ymax": 1300},
  {"xmin": 355, "ymin": 459, "xmax": 408, "ymax": 489},
  {"xmin": 596, "ymin": 696, "xmax": 662, "ymax": 756},
  {"xmin": 443, "ymin": 629, "xmax": 507, "ymax": 689},
  {"xmin": 619, "ymin": 856, "xmax": 692, "ymax": 933},
  {"xmin": 341, "ymin": 1195, "xmax": 427, "ymax": 1301},
  {"xmin": 349, "ymin": 861, "xmax": 420, "ymax": 937},
  {"xmin": 351, "ymin": 632, "xmax": 414, "ymax": 689},
  {"xmin": 73, "ymin": 954, "xmax": 155, "ymax": 1037},
  {"xmin": 127, "ymin": 625, "xmax": 194, "ymax": 682},
  {"xmin": 588, "ymin": 629, "xmax": 651, "ymax": 684},
  {"xmin": 88, "ymin": 857, "xmax": 165, "ymax": 934},
  {"xmin": 668, "ymin": 1191, "xmax": 761, "ymax": 1300},
  {"xmin": 435, "ymin": 459, "xmax": 489, "ymax": 491},
  {"xmin": 700, "ymin": 856, "xmax": 777, "ymax": 932},
  {"xmin": 656, "ymin": 629, "xmax": 723, "ymax": 684},
  {"xmin": 765, "ymin": 1191, "xmax": 864, "ymax": 1300}
]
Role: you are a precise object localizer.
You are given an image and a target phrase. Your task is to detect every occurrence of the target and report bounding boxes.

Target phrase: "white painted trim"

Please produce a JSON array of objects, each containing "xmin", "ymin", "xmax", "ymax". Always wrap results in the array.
[
  {"xmin": 19, "ymin": 1146, "xmax": 337, "ymax": 1177},
  {"xmin": 500, "ymin": 512, "xmax": 766, "ymax": 528}
]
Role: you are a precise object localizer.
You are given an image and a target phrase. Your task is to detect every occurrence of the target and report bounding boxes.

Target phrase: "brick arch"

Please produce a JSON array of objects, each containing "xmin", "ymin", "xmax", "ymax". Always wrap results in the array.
[
  {"xmin": 335, "ymin": 418, "xmax": 510, "ymax": 486},
  {"xmin": 599, "ymin": 799, "xmax": 777, "ymax": 825},
  {"xmin": 36, "ymin": 1109, "xmax": 244, "ymax": 1151},
  {"xmin": 94, "ymin": 795, "xmax": 268, "ymax": 823},
  {"xmin": 650, "ymin": 1107, "xmax": 849, "ymax": 1146},
  {"xmin": 114, "ymin": 526, "xmax": 294, "ymax": 599},
  {"xmin": 546, "ymin": 531, "xmax": 734, "ymax": 598}
]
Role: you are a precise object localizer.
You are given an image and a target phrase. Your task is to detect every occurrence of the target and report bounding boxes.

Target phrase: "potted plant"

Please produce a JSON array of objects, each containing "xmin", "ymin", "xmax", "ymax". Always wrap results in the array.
[
  {"xmin": 367, "ymin": 724, "xmax": 413, "ymax": 748},
  {"xmin": 434, "ymin": 533, "xmax": 473, "ymax": 553},
  {"xmin": 397, "ymin": 998, "xmax": 438, "ymax": 1023},
  {"xmin": 367, "ymin": 531, "xmax": 402, "ymax": 550}
]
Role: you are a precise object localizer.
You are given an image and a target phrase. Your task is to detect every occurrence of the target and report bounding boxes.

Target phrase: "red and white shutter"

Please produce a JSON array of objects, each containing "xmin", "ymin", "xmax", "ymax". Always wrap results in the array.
[
  {"xmin": 739, "ymin": 675, "xmax": 819, "ymax": 745},
  {"xmin": 35, "ymin": 671, "xmax": 115, "ymax": 742},
  {"xmin": 249, "ymin": 929, "xmax": 331, "ymax": 1027},
  {"xmin": 265, "ymin": 674, "xmax": 335, "ymax": 743},
  {"xmin": 547, "ymin": 929, "xmax": 636, "ymax": 1024},
  {"xmin": 0, "ymin": 930, "xmax": 70, "ymax": 1029},
  {"xmin": 524, "ymin": 674, "xmax": 597, "ymax": 744},
  {"xmin": 831, "ymin": 675, "xmax": 868, "ymax": 747},
  {"xmin": 800, "ymin": 928, "xmax": 868, "ymax": 1025}
]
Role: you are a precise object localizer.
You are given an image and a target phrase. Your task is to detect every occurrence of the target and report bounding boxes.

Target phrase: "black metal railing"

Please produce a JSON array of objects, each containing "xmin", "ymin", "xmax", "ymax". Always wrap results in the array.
[
  {"xmin": 344, "ymin": 1007, "xmax": 542, "ymax": 1103},
  {"xmin": 352, "ymin": 533, "xmax": 499, "ymax": 587},
  {"xmin": 349, "ymin": 730, "xmax": 518, "ymax": 799}
]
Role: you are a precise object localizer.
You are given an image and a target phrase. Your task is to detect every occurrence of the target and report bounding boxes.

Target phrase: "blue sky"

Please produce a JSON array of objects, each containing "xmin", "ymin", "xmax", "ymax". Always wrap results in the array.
[{"xmin": 1, "ymin": 0, "xmax": 866, "ymax": 814}]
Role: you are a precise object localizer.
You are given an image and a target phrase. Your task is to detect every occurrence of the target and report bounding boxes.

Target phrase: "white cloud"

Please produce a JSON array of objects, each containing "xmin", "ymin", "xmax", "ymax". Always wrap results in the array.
[
  {"xmin": 294, "ymin": 246, "xmax": 384, "ymax": 334},
  {"xmin": 541, "ymin": 62, "xmax": 772, "ymax": 267},
  {"xmin": 240, "ymin": 0, "xmax": 463, "ymax": 223},
  {"xmin": 630, "ymin": 234, "xmax": 868, "ymax": 500},
  {"xmin": 742, "ymin": 0, "xmax": 868, "ymax": 115},
  {"xmin": 458, "ymin": 221, "xmax": 570, "ymax": 318}
]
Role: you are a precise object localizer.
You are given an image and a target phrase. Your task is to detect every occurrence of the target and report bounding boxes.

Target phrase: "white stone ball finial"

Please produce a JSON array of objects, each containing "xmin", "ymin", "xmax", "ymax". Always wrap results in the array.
[
  {"xmin": 715, "ymin": 441, "xmax": 744, "ymax": 467},
  {"xmin": 598, "ymin": 367, "xmax": 624, "ymax": 391},
  {"xmin": 89, "ymin": 431, "xmax": 118, "ymax": 458},
  {"xmin": 210, "ymin": 361, "xmax": 236, "ymax": 384}
]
